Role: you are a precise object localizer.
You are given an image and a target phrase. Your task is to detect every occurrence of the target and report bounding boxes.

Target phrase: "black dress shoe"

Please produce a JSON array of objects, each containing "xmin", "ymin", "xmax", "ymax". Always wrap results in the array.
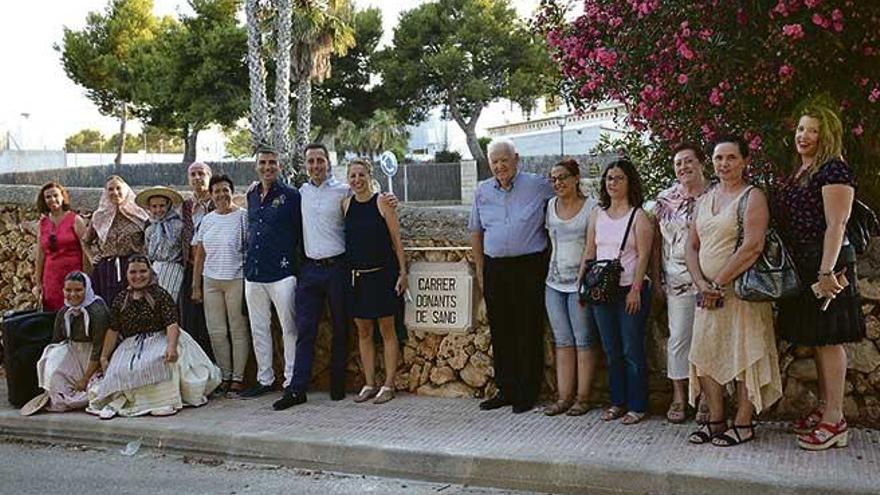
[
  {"xmin": 479, "ymin": 395, "xmax": 510, "ymax": 410},
  {"xmin": 238, "ymin": 383, "xmax": 275, "ymax": 399},
  {"xmin": 273, "ymin": 391, "xmax": 307, "ymax": 410},
  {"xmin": 512, "ymin": 402, "xmax": 534, "ymax": 414}
]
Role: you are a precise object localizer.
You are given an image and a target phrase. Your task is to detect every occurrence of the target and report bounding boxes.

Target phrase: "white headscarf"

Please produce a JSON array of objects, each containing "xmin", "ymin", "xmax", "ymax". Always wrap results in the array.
[
  {"xmin": 90, "ymin": 176, "xmax": 149, "ymax": 243},
  {"xmin": 62, "ymin": 271, "xmax": 104, "ymax": 338}
]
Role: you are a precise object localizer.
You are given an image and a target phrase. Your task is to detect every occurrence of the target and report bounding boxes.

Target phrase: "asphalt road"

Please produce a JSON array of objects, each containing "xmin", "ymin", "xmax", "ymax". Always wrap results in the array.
[{"xmin": 0, "ymin": 437, "xmax": 546, "ymax": 495}]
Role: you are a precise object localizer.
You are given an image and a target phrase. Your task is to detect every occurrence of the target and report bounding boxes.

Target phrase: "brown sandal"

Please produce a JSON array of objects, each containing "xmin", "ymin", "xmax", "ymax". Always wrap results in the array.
[
  {"xmin": 566, "ymin": 399, "xmax": 592, "ymax": 416},
  {"xmin": 666, "ymin": 401, "xmax": 688, "ymax": 424},
  {"xmin": 602, "ymin": 405, "xmax": 626, "ymax": 421},
  {"xmin": 544, "ymin": 399, "xmax": 574, "ymax": 416}
]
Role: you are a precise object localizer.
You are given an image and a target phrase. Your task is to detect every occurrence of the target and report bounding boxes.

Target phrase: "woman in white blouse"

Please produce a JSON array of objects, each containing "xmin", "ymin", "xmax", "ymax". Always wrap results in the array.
[{"xmin": 191, "ymin": 175, "xmax": 250, "ymax": 397}]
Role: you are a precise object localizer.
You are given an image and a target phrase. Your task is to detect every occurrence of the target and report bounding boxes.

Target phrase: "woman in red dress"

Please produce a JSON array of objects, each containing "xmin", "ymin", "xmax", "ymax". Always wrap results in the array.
[{"xmin": 34, "ymin": 182, "xmax": 89, "ymax": 311}]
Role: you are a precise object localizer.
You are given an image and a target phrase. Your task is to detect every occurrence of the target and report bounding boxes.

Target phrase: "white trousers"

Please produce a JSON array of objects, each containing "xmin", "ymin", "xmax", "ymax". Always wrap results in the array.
[
  {"xmin": 667, "ymin": 293, "xmax": 697, "ymax": 380},
  {"xmin": 245, "ymin": 276, "xmax": 297, "ymax": 387}
]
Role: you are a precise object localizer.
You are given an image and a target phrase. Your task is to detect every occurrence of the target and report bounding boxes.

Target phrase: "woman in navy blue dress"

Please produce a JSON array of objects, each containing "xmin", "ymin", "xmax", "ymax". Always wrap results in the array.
[{"xmin": 344, "ymin": 158, "xmax": 407, "ymax": 404}]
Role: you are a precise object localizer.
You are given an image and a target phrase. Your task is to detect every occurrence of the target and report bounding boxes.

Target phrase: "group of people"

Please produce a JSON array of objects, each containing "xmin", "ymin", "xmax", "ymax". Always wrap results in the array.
[
  {"xmin": 469, "ymin": 102, "xmax": 864, "ymax": 452},
  {"xmin": 28, "ymin": 143, "xmax": 407, "ymax": 419},
  {"xmin": 26, "ymin": 103, "xmax": 865, "ymax": 452}
]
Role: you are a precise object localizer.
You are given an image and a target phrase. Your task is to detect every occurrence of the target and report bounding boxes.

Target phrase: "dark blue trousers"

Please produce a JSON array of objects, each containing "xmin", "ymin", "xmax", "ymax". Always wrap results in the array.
[
  {"xmin": 288, "ymin": 260, "xmax": 349, "ymax": 396},
  {"xmin": 590, "ymin": 283, "xmax": 652, "ymax": 413}
]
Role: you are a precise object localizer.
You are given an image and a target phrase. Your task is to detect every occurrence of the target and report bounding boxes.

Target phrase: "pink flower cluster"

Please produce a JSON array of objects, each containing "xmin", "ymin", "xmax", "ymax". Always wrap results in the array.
[{"xmin": 540, "ymin": 0, "xmax": 880, "ymax": 168}]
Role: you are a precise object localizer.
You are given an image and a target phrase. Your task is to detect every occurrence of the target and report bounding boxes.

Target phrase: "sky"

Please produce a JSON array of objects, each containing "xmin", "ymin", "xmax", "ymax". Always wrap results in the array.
[{"xmin": 0, "ymin": 0, "xmax": 540, "ymax": 151}]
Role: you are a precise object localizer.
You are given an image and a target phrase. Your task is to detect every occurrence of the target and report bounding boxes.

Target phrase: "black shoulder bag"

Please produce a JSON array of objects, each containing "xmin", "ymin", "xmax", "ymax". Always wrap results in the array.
[
  {"xmin": 847, "ymin": 199, "xmax": 879, "ymax": 255},
  {"xmin": 579, "ymin": 208, "xmax": 637, "ymax": 305}
]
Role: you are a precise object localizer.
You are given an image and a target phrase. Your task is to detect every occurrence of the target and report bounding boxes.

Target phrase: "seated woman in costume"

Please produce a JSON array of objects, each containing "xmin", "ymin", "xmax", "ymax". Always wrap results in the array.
[
  {"xmin": 88, "ymin": 254, "xmax": 220, "ymax": 419},
  {"xmin": 23, "ymin": 272, "xmax": 109, "ymax": 415}
]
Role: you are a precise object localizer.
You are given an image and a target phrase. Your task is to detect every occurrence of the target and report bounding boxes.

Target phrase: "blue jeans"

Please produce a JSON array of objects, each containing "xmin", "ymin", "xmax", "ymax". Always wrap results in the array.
[
  {"xmin": 590, "ymin": 283, "xmax": 651, "ymax": 413},
  {"xmin": 544, "ymin": 286, "xmax": 598, "ymax": 349}
]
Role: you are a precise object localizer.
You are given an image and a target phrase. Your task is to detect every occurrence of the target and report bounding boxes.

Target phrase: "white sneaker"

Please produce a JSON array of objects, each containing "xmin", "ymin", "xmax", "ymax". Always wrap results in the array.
[{"xmin": 99, "ymin": 406, "xmax": 117, "ymax": 420}]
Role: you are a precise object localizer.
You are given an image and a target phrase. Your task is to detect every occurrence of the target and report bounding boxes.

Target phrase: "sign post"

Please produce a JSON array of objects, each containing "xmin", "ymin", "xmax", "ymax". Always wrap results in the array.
[
  {"xmin": 404, "ymin": 261, "xmax": 474, "ymax": 333},
  {"xmin": 378, "ymin": 150, "xmax": 398, "ymax": 194}
]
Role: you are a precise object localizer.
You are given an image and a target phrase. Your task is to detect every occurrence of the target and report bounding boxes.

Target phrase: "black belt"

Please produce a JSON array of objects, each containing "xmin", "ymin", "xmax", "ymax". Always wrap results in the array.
[
  {"xmin": 307, "ymin": 254, "xmax": 345, "ymax": 267},
  {"xmin": 484, "ymin": 251, "xmax": 546, "ymax": 263}
]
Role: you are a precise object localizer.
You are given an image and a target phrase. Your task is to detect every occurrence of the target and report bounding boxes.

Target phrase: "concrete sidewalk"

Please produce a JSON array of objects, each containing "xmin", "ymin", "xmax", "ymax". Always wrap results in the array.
[{"xmin": 1, "ymin": 387, "xmax": 879, "ymax": 495}]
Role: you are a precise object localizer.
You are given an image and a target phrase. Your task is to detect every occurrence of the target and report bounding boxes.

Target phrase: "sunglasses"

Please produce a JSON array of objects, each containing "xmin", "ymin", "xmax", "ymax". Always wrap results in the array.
[{"xmin": 48, "ymin": 233, "xmax": 58, "ymax": 252}]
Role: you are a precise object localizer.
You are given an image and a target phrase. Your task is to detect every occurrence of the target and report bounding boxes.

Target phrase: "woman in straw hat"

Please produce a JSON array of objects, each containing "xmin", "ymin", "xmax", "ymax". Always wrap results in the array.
[{"xmin": 137, "ymin": 186, "xmax": 185, "ymax": 302}]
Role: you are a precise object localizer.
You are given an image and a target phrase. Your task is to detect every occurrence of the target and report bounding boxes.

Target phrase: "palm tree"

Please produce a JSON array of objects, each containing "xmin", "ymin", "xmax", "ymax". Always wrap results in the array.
[
  {"xmin": 245, "ymin": 0, "xmax": 270, "ymax": 151},
  {"xmin": 364, "ymin": 109, "xmax": 408, "ymax": 158},
  {"xmin": 289, "ymin": 0, "xmax": 355, "ymax": 173},
  {"xmin": 273, "ymin": 0, "xmax": 292, "ymax": 168}
]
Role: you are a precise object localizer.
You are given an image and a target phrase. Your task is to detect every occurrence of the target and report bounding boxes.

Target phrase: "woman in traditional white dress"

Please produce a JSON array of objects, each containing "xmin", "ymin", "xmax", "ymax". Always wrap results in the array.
[
  {"xmin": 87, "ymin": 254, "xmax": 220, "ymax": 419},
  {"xmin": 22, "ymin": 272, "xmax": 110, "ymax": 415}
]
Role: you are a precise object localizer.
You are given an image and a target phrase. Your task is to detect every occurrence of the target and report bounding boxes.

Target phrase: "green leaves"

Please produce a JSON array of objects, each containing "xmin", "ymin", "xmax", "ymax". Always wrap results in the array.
[{"xmin": 380, "ymin": 0, "xmax": 556, "ymax": 173}]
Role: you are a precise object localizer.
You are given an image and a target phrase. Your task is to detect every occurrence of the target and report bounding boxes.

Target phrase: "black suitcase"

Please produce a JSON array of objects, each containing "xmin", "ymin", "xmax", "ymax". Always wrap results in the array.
[{"xmin": 1, "ymin": 309, "xmax": 56, "ymax": 407}]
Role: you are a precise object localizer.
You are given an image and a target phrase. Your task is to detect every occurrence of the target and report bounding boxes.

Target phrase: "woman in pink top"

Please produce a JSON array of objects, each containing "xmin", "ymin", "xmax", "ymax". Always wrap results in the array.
[
  {"xmin": 34, "ymin": 182, "xmax": 89, "ymax": 311},
  {"xmin": 580, "ymin": 159, "xmax": 654, "ymax": 425}
]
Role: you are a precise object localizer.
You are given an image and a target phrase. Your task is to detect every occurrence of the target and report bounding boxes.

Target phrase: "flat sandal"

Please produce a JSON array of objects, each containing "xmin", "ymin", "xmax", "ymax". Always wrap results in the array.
[
  {"xmin": 689, "ymin": 420, "xmax": 727, "ymax": 444},
  {"xmin": 602, "ymin": 405, "xmax": 626, "ymax": 421},
  {"xmin": 566, "ymin": 399, "xmax": 592, "ymax": 416},
  {"xmin": 712, "ymin": 423, "xmax": 756, "ymax": 447},
  {"xmin": 544, "ymin": 399, "xmax": 574, "ymax": 416},
  {"xmin": 621, "ymin": 411, "xmax": 646, "ymax": 425}
]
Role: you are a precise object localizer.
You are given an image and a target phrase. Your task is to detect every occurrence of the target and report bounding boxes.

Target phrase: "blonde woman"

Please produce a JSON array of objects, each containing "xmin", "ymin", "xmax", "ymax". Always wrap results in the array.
[
  {"xmin": 344, "ymin": 158, "xmax": 407, "ymax": 405},
  {"xmin": 773, "ymin": 103, "xmax": 864, "ymax": 450}
]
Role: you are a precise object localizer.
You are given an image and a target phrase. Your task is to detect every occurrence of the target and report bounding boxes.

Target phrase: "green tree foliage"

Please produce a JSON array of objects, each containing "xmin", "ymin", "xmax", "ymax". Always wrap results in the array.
[
  {"xmin": 312, "ymin": 7, "xmax": 384, "ymax": 141},
  {"xmin": 223, "ymin": 125, "xmax": 254, "ymax": 159},
  {"xmin": 380, "ymin": 0, "xmax": 555, "ymax": 178},
  {"xmin": 542, "ymin": 0, "xmax": 880, "ymax": 205},
  {"xmin": 132, "ymin": 0, "xmax": 249, "ymax": 162},
  {"xmin": 132, "ymin": 125, "xmax": 185, "ymax": 153},
  {"xmin": 56, "ymin": 0, "xmax": 158, "ymax": 164},
  {"xmin": 289, "ymin": 0, "xmax": 357, "ymax": 174},
  {"xmin": 64, "ymin": 129, "xmax": 107, "ymax": 153},
  {"xmin": 335, "ymin": 109, "xmax": 409, "ymax": 159}
]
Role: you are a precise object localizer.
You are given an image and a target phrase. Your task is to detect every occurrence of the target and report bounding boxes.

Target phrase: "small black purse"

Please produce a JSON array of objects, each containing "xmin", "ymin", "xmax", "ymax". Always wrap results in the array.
[
  {"xmin": 847, "ymin": 199, "xmax": 879, "ymax": 255},
  {"xmin": 579, "ymin": 208, "xmax": 637, "ymax": 305}
]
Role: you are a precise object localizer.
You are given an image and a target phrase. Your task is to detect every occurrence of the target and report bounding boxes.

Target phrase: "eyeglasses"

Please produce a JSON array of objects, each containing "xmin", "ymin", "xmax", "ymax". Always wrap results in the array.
[{"xmin": 548, "ymin": 173, "xmax": 573, "ymax": 183}]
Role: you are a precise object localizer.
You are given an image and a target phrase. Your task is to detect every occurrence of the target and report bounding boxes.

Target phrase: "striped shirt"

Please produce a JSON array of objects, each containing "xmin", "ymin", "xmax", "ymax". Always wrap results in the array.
[{"xmin": 193, "ymin": 208, "xmax": 247, "ymax": 280}]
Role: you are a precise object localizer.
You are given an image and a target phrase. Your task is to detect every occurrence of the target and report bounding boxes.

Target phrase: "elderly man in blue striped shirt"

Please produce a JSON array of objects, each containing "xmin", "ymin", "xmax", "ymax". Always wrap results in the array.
[{"xmin": 469, "ymin": 138, "xmax": 554, "ymax": 414}]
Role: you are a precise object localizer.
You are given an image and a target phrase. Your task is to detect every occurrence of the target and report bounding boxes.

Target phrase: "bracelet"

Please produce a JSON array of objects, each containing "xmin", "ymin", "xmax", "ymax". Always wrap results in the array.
[
  {"xmin": 817, "ymin": 270, "xmax": 833, "ymax": 277},
  {"xmin": 707, "ymin": 281, "xmax": 723, "ymax": 291}
]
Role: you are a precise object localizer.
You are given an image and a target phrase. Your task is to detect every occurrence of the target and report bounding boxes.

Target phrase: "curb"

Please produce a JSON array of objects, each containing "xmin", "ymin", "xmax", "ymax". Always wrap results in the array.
[{"xmin": 0, "ymin": 408, "xmax": 874, "ymax": 495}]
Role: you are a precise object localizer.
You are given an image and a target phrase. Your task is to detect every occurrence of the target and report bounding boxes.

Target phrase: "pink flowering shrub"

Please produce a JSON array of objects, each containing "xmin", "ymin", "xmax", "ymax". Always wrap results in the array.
[{"xmin": 538, "ymin": 0, "xmax": 880, "ymax": 202}]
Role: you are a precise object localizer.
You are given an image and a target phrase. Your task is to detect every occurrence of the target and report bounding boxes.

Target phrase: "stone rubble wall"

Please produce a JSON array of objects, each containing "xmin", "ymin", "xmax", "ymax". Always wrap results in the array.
[{"xmin": 1, "ymin": 185, "xmax": 879, "ymax": 424}]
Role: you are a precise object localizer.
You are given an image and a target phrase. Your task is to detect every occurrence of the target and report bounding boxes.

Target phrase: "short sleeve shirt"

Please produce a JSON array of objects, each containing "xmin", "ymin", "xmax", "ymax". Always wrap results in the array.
[
  {"xmin": 773, "ymin": 159, "xmax": 857, "ymax": 248},
  {"xmin": 653, "ymin": 182, "xmax": 706, "ymax": 296},
  {"xmin": 468, "ymin": 172, "xmax": 554, "ymax": 258},
  {"xmin": 194, "ymin": 209, "xmax": 247, "ymax": 280},
  {"xmin": 110, "ymin": 285, "xmax": 178, "ymax": 339}
]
